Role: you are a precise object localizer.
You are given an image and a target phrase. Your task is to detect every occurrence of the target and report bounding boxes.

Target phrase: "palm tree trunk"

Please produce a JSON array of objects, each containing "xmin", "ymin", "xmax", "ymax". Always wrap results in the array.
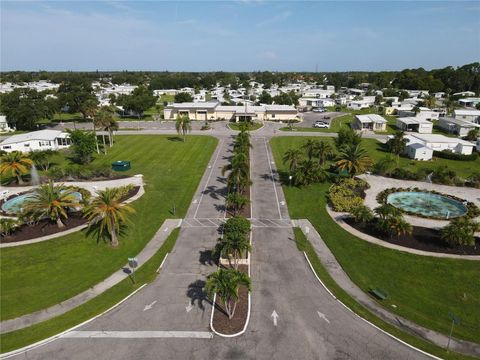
[
  {"xmin": 111, "ymin": 225, "xmax": 119, "ymax": 247},
  {"xmin": 102, "ymin": 134, "xmax": 107, "ymax": 154},
  {"xmin": 17, "ymin": 174, "xmax": 24, "ymax": 185},
  {"xmin": 56, "ymin": 218, "xmax": 65, "ymax": 228},
  {"xmin": 109, "ymin": 129, "xmax": 113, "ymax": 147}
]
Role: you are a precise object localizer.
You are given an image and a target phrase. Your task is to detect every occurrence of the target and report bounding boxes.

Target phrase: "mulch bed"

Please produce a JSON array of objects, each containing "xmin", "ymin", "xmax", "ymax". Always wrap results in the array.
[
  {"xmin": 212, "ymin": 264, "xmax": 249, "ymax": 335},
  {"xmin": 345, "ymin": 217, "xmax": 480, "ymax": 255},
  {"xmin": 1, "ymin": 213, "xmax": 88, "ymax": 243},
  {"xmin": 1, "ymin": 186, "xmax": 141, "ymax": 244}
]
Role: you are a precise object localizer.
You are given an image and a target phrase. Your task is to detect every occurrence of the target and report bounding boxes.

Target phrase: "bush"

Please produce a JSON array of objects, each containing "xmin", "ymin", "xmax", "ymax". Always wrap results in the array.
[
  {"xmin": 390, "ymin": 167, "xmax": 421, "ymax": 180},
  {"xmin": 0, "ymin": 218, "xmax": 19, "ymax": 236},
  {"xmin": 350, "ymin": 205, "xmax": 374, "ymax": 225},
  {"xmin": 441, "ymin": 217, "xmax": 479, "ymax": 247},
  {"xmin": 431, "ymin": 166, "xmax": 458, "ymax": 185},
  {"xmin": 223, "ymin": 216, "xmax": 250, "ymax": 236},
  {"xmin": 433, "ymin": 150, "xmax": 478, "ymax": 161},
  {"xmin": 328, "ymin": 178, "xmax": 368, "ymax": 212}
]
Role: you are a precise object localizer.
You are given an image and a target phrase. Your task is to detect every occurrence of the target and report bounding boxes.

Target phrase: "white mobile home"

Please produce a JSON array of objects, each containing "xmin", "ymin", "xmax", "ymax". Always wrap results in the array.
[
  {"xmin": 454, "ymin": 109, "xmax": 480, "ymax": 123},
  {"xmin": 405, "ymin": 133, "xmax": 474, "ymax": 155},
  {"xmin": 437, "ymin": 117, "xmax": 480, "ymax": 137},
  {"xmin": 406, "ymin": 143, "xmax": 433, "ymax": 161},
  {"xmin": 0, "ymin": 130, "xmax": 71, "ymax": 153},
  {"xmin": 352, "ymin": 114, "xmax": 387, "ymax": 132},
  {"xmin": 396, "ymin": 117, "xmax": 433, "ymax": 134}
]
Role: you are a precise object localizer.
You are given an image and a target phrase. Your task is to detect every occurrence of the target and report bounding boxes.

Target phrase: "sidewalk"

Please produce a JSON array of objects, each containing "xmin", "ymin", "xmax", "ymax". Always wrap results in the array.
[
  {"xmin": 293, "ymin": 219, "xmax": 480, "ymax": 358},
  {"xmin": 0, "ymin": 218, "xmax": 181, "ymax": 334}
]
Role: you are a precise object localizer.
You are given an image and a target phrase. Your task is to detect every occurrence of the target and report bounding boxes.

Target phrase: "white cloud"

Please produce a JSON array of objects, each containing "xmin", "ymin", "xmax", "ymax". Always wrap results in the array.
[{"xmin": 257, "ymin": 10, "xmax": 292, "ymax": 27}]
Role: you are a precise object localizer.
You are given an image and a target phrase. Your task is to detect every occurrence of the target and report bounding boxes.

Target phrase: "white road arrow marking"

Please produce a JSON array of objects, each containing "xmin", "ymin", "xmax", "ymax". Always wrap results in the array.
[
  {"xmin": 280, "ymin": 201, "xmax": 285, "ymax": 206},
  {"xmin": 317, "ymin": 311, "xmax": 330, "ymax": 324},
  {"xmin": 143, "ymin": 300, "xmax": 157, "ymax": 311},
  {"xmin": 163, "ymin": 227, "xmax": 169, "ymax": 232},
  {"xmin": 186, "ymin": 302, "xmax": 193, "ymax": 313},
  {"xmin": 271, "ymin": 310, "xmax": 279, "ymax": 326}
]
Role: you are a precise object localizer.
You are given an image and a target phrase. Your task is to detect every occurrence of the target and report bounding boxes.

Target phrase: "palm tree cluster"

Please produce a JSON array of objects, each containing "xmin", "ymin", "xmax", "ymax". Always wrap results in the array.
[
  {"xmin": 348, "ymin": 204, "xmax": 413, "ymax": 239},
  {"xmin": 333, "ymin": 128, "xmax": 373, "ymax": 177},
  {"xmin": 441, "ymin": 217, "xmax": 479, "ymax": 247},
  {"xmin": 282, "ymin": 139, "xmax": 333, "ymax": 186},
  {"xmin": 175, "ymin": 115, "xmax": 191, "ymax": 142},
  {"xmin": 7, "ymin": 182, "xmax": 135, "ymax": 247},
  {"xmin": 213, "ymin": 216, "xmax": 251, "ymax": 270},
  {"xmin": 223, "ymin": 129, "xmax": 251, "ymax": 215}
]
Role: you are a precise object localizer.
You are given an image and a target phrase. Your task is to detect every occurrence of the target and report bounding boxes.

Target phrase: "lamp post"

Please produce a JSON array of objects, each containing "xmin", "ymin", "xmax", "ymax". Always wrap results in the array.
[
  {"xmin": 128, "ymin": 257, "xmax": 138, "ymax": 284},
  {"xmin": 289, "ymin": 175, "xmax": 293, "ymax": 187}
]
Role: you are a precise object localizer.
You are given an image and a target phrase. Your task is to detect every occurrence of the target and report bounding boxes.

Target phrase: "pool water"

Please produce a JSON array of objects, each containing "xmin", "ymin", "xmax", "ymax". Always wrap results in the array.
[
  {"xmin": 386, "ymin": 191, "xmax": 467, "ymax": 219},
  {"xmin": 2, "ymin": 192, "xmax": 82, "ymax": 214}
]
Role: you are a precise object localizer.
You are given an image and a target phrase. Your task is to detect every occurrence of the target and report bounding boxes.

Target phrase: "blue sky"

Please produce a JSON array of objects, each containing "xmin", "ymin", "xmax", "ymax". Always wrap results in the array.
[{"xmin": 1, "ymin": 1, "xmax": 479, "ymax": 71}]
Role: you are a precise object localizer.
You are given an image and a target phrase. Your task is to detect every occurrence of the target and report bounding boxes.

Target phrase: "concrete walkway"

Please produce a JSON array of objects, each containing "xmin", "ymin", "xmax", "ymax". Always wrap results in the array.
[
  {"xmin": 326, "ymin": 206, "xmax": 480, "ymax": 260},
  {"xmin": 293, "ymin": 219, "xmax": 480, "ymax": 358},
  {"xmin": 0, "ymin": 218, "xmax": 181, "ymax": 334}
]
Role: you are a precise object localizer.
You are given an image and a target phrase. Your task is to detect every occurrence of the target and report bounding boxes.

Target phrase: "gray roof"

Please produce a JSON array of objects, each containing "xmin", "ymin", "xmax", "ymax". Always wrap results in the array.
[
  {"xmin": 355, "ymin": 114, "xmax": 387, "ymax": 124},
  {"xmin": 1, "ymin": 130, "xmax": 67, "ymax": 146}
]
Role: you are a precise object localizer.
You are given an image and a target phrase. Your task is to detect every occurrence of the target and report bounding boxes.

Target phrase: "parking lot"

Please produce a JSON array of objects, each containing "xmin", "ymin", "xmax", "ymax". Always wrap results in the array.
[{"xmin": 296, "ymin": 111, "xmax": 345, "ymax": 128}]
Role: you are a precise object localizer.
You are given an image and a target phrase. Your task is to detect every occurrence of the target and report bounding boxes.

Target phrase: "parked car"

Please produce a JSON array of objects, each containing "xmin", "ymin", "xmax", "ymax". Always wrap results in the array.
[
  {"xmin": 313, "ymin": 122, "xmax": 329, "ymax": 128},
  {"xmin": 312, "ymin": 108, "xmax": 326, "ymax": 113}
]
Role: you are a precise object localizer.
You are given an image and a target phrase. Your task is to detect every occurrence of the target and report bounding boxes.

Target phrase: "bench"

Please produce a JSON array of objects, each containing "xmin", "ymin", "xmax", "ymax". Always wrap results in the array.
[{"xmin": 371, "ymin": 288, "xmax": 389, "ymax": 300}]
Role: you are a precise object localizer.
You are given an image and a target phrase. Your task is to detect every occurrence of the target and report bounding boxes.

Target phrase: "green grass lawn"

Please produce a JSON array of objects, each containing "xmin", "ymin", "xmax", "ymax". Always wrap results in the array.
[
  {"xmin": 271, "ymin": 136, "xmax": 480, "ymax": 343},
  {"xmin": 0, "ymin": 135, "xmax": 217, "ymax": 321},
  {"xmin": 228, "ymin": 122, "xmax": 263, "ymax": 131}
]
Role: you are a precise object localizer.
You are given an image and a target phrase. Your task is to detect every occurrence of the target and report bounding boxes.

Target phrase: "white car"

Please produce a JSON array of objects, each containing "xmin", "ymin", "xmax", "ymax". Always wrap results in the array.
[
  {"xmin": 313, "ymin": 122, "xmax": 329, "ymax": 128},
  {"xmin": 312, "ymin": 108, "xmax": 326, "ymax": 113}
]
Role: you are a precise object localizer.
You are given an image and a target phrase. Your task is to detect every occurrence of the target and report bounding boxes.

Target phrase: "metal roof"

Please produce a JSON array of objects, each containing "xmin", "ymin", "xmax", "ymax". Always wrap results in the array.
[{"xmin": 1, "ymin": 130, "xmax": 67, "ymax": 146}]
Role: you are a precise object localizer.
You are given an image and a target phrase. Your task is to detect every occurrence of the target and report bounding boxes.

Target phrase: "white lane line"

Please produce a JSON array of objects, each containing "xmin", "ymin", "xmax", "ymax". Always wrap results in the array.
[
  {"xmin": 194, "ymin": 139, "xmax": 225, "ymax": 219},
  {"xmin": 63, "ymin": 331, "xmax": 213, "ymax": 339},
  {"xmin": 262, "ymin": 138, "xmax": 282, "ymax": 219}
]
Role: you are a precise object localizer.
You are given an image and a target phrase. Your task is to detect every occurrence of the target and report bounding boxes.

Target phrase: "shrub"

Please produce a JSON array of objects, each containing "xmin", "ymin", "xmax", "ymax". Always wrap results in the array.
[
  {"xmin": 328, "ymin": 178, "xmax": 368, "ymax": 212},
  {"xmin": 223, "ymin": 216, "xmax": 250, "ymax": 237},
  {"xmin": 433, "ymin": 151, "xmax": 478, "ymax": 161},
  {"xmin": 390, "ymin": 167, "xmax": 421, "ymax": 180},
  {"xmin": 0, "ymin": 218, "xmax": 19, "ymax": 236},
  {"xmin": 431, "ymin": 166, "xmax": 458, "ymax": 185},
  {"xmin": 350, "ymin": 205, "xmax": 374, "ymax": 225},
  {"xmin": 441, "ymin": 217, "xmax": 479, "ymax": 247}
]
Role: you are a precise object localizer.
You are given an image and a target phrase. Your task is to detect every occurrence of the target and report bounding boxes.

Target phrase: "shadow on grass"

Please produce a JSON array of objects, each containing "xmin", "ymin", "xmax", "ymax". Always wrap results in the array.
[{"xmin": 167, "ymin": 136, "xmax": 183, "ymax": 142}]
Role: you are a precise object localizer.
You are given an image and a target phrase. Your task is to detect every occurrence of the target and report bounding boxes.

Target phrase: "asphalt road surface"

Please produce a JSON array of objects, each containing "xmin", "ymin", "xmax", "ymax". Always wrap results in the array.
[{"xmin": 7, "ymin": 135, "xmax": 430, "ymax": 360}]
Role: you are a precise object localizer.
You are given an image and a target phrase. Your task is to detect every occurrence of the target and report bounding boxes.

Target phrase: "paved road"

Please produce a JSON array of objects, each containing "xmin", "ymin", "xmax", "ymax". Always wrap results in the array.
[{"xmin": 298, "ymin": 111, "xmax": 345, "ymax": 128}]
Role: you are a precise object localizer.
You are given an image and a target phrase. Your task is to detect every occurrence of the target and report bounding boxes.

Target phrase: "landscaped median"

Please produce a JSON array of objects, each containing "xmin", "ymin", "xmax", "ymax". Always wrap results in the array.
[{"xmin": 207, "ymin": 128, "xmax": 252, "ymax": 337}]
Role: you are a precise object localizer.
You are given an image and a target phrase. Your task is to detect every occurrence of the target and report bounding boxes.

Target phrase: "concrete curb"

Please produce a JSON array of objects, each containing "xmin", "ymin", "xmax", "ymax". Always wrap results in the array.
[
  {"xmin": 326, "ymin": 206, "xmax": 480, "ymax": 260},
  {"xmin": 303, "ymin": 252, "xmax": 443, "ymax": 360},
  {"xmin": 0, "ymin": 284, "xmax": 148, "ymax": 359}
]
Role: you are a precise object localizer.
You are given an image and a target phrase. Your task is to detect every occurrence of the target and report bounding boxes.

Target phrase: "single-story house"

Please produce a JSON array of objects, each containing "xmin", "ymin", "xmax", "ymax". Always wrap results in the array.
[
  {"xmin": 299, "ymin": 97, "xmax": 335, "ymax": 108},
  {"xmin": 0, "ymin": 130, "xmax": 71, "ymax": 153},
  {"xmin": 396, "ymin": 117, "xmax": 433, "ymax": 134},
  {"xmin": 302, "ymin": 89, "xmax": 335, "ymax": 98},
  {"xmin": 397, "ymin": 107, "xmax": 439, "ymax": 121},
  {"xmin": 453, "ymin": 91, "xmax": 476, "ymax": 97},
  {"xmin": 458, "ymin": 98, "xmax": 480, "ymax": 108},
  {"xmin": 347, "ymin": 100, "xmax": 372, "ymax": 110},
  {"xmin": 406, "ymin": 142, "xmax": 433, "ymax": 161},
  {"xmin": 352, "ymin": 114, "xmax": 387, "ymax": 132},
  {"xmin": 163, "ymin": 102, "xmax": 298, "ymax": 122},
  {"xmin": 437, "ymin": 117, "xmax": 480, "ymax": 137},
  {"xmin": 453, "ymin": 109, "xmax": 480, "ymax": 124},
  {"xmin": 404, "ymin": 133, "xmax": 474, "ymax": 156}
]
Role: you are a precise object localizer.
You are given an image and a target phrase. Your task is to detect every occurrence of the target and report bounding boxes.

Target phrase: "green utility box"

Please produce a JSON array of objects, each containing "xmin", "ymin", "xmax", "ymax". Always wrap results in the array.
[{"xmin": 112, "ymin": 161, "xmax": 131, "ymax": 172}]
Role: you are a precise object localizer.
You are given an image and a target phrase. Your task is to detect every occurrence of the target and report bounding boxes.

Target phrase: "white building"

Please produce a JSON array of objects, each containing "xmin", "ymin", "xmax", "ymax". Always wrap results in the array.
[
  {"xmin": 404, "ymin": 133, "xmax": 475, "ymax": 157},
  {"xmin": 164, "ymin": 102, "xmax": 298, "ymax": 122},
  {"xmin": 298, "ymin": 97, "xmax": 335, "ymax": 108},
  {"xmin": 347, "ymin": 100, "xmax": 373, "ymax": 110},
  {"xmin": 0, "ymin": 130, "xmax": 72, "ymax": 153},
  {"xmin": 437, "ymin": 117, "xmax": 480, "ymax": 137},
  {"xmin": 352, "ymin": 114, "xmax": 387, "ymax": 132},
  {"xmin": 458, "ymin": 98, "xmax": 480, "ymax": 108},
  {"xmin": 406, "ymin": 143, "xmax": 433, "ymax": 161},
  {"xmin": 302, "ymin": 89, "xmax": 335, "ymax": 98},
  {"xmin": 396, "ymin": 117, "xmax": 433, "ymax": 134},
  {"xmin": 453, "ymin": 109, "xmax": 480, "ymax": 124},
  {"xmin": 0, "ymin": 115, "xmax": 14, "ymax": 133},
  {"xmin": 397, "ymin": 107, "xmax": 439, "ymax": 121}
]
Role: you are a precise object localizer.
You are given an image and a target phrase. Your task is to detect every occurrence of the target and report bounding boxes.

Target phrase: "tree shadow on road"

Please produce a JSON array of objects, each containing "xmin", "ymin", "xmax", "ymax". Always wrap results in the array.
[{"xmin": 186, "ymin": 280, "xmax": 210, "ymax": 311}]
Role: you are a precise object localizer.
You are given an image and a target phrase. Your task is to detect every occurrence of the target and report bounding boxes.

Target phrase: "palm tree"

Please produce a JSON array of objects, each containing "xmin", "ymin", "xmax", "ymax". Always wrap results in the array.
[
  {"xmin": 282, "ymin": 148, "xmax": 303, "ymax": 174},
  {"xmin": 176, "ymin": 115, "xmax": 191, "ymax": 142},
  {"xmin": 441, "ymin": 217, "xmax": 479, "ymax": 247},
  {"xmin": 302, "ymin": 139, "xmax": 317, "ymax": 160},
  {"xmin": 389, "ymin": 217, "xmax": 413, "ymax": 238},
  {"xmin": 204, "ymin": 268, "xmax": 251, "ymax": 319},
  {"xmin": 223, "ymin": 153, "xmax": 250, "ymax": 194},
  {"xmin": 23, "ymin": 182, "xmax": 81, "ymax": 228},
  {"xmin": 374, "ymin": 204, "xmax": 401, "ymax": 220},
  {"xmin": 0, "ymin": 151, "xmax": 33, "ymax": 184},
  {"xmin": 84, "ymin": 187, "xmax": 136, "ymax": 247},
  {"xmin": 374, "ymin": 154, "xmax": 398, "ymax": 176},
  {"xmin": 225, "ymin": 192, "xmax": 249, "ymax": 216},
  {"xmin": 335, "ymin": 144, "xmax": 373, "ymax": 177},
  {"xmin": 350, "ymin": 205, "xmax": 374, "ymax": 226},
  {"xmin": 214, "ymin": 231, "xmax": 251, "ymax": 269},
  {"xmin": 314, "ymin": 140, "xmax": 335, "ymax": 165}
]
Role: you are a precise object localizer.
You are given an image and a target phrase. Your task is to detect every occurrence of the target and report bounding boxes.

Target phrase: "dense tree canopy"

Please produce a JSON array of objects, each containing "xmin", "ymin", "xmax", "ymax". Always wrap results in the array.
[{"xmin": 117, "ymin": 85, "xmax": 156, "ymax": 118}]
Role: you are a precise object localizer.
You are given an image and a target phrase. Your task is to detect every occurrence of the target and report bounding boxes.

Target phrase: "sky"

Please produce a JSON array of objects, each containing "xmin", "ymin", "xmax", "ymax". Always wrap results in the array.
[{"xmin": 1, "ymin": 0, "xmax": 479, "ymax": 72}]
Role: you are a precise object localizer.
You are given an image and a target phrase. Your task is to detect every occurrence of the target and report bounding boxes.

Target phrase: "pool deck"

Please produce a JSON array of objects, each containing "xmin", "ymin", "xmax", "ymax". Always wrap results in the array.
[{"xmin": 358, "ymin": 174, "xmax": 480, "ymax": 230}]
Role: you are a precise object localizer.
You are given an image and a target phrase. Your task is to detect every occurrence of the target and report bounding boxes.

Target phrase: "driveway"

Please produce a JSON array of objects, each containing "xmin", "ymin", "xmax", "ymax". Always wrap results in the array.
[{"xmin": 296, "ymin": 111, "xmax": 346, "ymax": 129}]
